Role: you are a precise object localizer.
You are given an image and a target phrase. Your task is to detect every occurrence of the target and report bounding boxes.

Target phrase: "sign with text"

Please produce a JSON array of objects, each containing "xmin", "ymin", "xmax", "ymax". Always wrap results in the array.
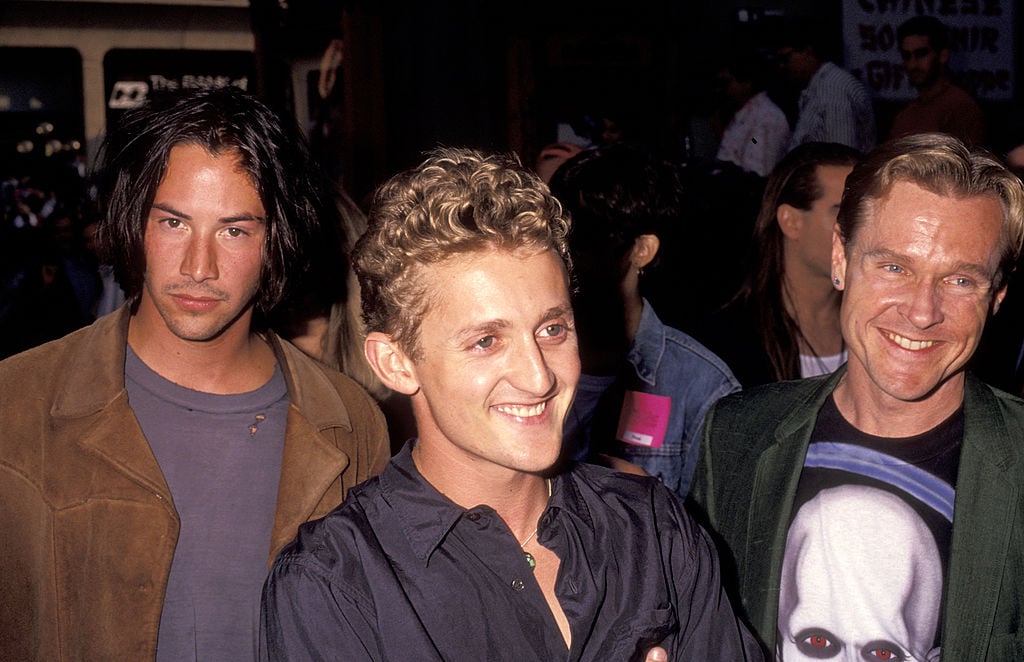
[
  {"xmin": 842, "ymin": 0, "xmax": 1014, "ymax": 101},
  {"xmin": 103, "ymin": 49, "xmax": 253, "ymax": 128}
]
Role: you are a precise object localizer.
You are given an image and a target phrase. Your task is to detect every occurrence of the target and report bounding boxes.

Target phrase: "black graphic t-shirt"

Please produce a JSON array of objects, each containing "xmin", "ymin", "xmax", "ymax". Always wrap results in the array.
[{"xmin": 776, "ymin": 395, "xmax": 961, "ymax": 662}]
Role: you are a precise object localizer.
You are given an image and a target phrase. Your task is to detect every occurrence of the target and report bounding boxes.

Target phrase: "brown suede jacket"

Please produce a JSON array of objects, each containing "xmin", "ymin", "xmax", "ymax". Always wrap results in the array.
[{"xmin": 0, "ymin": 306, "xmax": 390, "ymax": 661}]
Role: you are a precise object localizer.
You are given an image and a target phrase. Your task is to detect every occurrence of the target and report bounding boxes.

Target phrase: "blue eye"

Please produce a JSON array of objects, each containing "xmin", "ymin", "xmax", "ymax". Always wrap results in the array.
[
  {"xmin": 541, "ymin": 324, "xmax": 565, "ymax": 338},
  {"xmin": 473, "ymin": 336, "xmax": 495, "ymax": 349}
]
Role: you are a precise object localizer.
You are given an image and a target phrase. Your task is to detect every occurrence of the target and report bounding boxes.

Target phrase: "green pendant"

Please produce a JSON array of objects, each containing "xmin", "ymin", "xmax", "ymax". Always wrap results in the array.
[{"xmin": 524, "ymin": 551, "xmax": 536, "ymax": 570}]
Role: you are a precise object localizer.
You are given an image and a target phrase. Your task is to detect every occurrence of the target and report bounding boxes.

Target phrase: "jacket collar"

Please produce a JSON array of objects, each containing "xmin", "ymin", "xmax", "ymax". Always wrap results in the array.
[
  {"xmin": 52, "ymin": 305, "xmax": 133, "ymax": 419},
  {"xmin": 942, "ymin": 373, "xmax": 1019, "ymax": 659},
  {"xmin": 49, "ymin": 305, "xmax": 356, "ymax": 560},
  {"xmin": 267, "ymin": 333, "xmax": 353, "ymax": 433},
  {"xmin": 744, "ymin": 368, "xmax": 845, "ymax": 646},
  {"xmin": 626, "ymin": 298, "xmax": 665, "ymax": 387},
  {"xmin": 266, "ymin": 333, "xmax": 356, "ymax": 559},
  {"xmin": 51, "ymin": 305, "xmax": 353, "ymax": 432},
  {"xmin": 961, "ymin": 373, "xmax": 1019, "ymax": 471},
  {"xmin": 48, "ymin": 306, "xmax": 170, "ymax": 496}
]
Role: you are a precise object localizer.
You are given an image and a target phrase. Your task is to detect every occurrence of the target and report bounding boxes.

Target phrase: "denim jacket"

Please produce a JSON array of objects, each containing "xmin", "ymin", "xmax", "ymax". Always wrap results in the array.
[{"xmin": 565, "ymin": 300, "xmax": 740, "ymax": 497}]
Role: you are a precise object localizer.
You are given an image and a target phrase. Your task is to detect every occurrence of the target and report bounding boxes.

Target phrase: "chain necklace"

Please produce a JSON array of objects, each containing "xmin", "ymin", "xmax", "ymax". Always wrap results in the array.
[{"xmin": 517, "ymin": 479, "xmax": 552, "ymax": 571}]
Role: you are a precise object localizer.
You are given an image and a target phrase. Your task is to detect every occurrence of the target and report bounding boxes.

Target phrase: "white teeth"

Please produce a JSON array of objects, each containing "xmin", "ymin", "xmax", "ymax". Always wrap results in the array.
[
  {"xmin": 887, "ymin": 332, "xmax": 934, "ymax": 351},
  {"xmin": 496, "ymin": 402, "xmax": 546, "ymax": 418}
]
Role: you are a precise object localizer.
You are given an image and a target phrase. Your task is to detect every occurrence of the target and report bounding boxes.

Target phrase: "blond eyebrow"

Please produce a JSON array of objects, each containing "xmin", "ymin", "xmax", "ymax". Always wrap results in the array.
[
  {"xmin": 539, "ymin": 305, "xmax": 574, "ymax": 325},
  {"xmin": 151, "ymin": 202, "xmax": 266, "ymax": 224},
  {"xmin": 448, "ymin": 318, "xmax": 509, "ymax": 349}
]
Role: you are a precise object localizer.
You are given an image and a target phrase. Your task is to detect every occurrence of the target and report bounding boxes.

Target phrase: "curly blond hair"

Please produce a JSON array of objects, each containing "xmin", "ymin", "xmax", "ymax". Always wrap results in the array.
[{"xmin": 353, "ymin": 146, "xmax": 572, "ymax": 357}]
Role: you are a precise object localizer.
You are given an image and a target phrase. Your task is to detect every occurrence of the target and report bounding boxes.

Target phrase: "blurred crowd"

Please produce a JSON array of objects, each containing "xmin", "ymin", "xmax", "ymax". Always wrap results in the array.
[{"xmin": 0, "ymin": 149, "xmax": 127, "ymax": 359}]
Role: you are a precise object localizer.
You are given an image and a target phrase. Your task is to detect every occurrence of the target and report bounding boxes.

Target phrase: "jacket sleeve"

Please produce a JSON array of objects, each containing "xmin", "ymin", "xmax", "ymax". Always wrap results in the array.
[
  {"xmin": 260, "ymin": 553, "xmax": 381, "ymax": 662},
  {"xmin": 662, "ymin": 485, "xmax": 766, "ymax": 661}
]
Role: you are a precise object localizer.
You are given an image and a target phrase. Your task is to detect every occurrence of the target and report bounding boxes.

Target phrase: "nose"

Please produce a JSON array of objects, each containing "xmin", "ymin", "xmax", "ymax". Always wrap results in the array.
[
  {"xmin": 509, "ymin": 338, "xmax": 557, "ymax": 396},
  {"xmin": 900, "ymin": 279, "xmax": 944, "ymax": 329},
  {"xmin": 181, "ymin": 235, "xmax": 218, "ymax": 282}
]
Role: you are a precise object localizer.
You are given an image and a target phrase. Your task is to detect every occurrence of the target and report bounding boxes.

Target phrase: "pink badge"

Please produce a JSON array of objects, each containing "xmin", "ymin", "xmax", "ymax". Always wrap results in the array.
[{"xmin": 616, "ymin": 390, "xmax": 671, "ymax": 448}]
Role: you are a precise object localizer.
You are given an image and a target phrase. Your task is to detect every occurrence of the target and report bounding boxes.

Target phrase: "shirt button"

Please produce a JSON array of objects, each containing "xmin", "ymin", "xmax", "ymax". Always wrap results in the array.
[
  {"xmin": 465, "ymin": 512, "xmax": 480, "ymax": 522},
  {"xmin": 511, "ymin": 578, "xmax": 525, "ymax": 591}
]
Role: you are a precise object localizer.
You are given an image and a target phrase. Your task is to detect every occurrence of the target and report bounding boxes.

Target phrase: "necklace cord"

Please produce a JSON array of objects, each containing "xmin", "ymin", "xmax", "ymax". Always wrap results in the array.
[{"xmin": 517, "ymin": 479, "xmax": 551, "ymax": 570}]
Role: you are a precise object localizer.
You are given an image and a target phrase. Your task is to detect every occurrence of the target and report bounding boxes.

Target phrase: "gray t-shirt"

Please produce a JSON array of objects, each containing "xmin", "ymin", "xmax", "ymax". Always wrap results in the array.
[{"xmin": 126, "ymin": 346, "xmax": 288, "ymax": 661}]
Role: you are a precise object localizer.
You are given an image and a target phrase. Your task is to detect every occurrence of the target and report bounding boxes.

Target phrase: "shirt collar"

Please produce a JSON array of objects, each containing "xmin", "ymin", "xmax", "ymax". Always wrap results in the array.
[
  {"xmin": 378, "ymin": 442, "xmax": 598, "ymax": 564},
  {"xmin": 377, "ymin": 442, "xmax": 466, "ymax": 566},
  {"xmin": 808, "ymin": 61, "xmax": 834, "ymax": 88}
]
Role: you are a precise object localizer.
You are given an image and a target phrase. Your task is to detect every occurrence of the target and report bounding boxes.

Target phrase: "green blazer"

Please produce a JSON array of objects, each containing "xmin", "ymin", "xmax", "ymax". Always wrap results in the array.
[{"xmin": 690, "ymin": 367, "xmax": 1024, "ymax": 660}]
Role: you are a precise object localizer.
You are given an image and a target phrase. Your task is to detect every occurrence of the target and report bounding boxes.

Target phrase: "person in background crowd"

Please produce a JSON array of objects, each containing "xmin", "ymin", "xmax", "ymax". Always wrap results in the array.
[
  {"xmin": 549, "ymin": 141, "xmax": 739, "ymax": 497},
  {"xmin": 714, "ymin": 48, "xmax": 791, "ymax": 177},
  {"xmin": 777, "ymin": 20, "xmax": 876, "ymax": 154},
  {"xmin": 0, "ymin": 86, "xmax": 389, "ymax": 660},
  {"xmin": 82, "ymin": 213, "xmax": 128, "ymax": 317},
  {"xmin": 691, "ymin": 132, "xmax": 1024, "ymax": 660},
  {"xmin": 0, "ymin": 213, "xmax": 91, "ymax": 357},
  {"xmin": 970, "ymin": 131, "xmax": 1024, "ymax": 396},
  {"xmin": 888, "ymin": 15, "xmax": 985, "ymax": 146},
  {"xmin": 277, "ymin": 185, "xmax": 417, "ymax": 454},
  {"xmin": 261, "ymin": 146, "xmax": 763, "ymax": 661},
  {"xmin": 692, "ymin": 141, "xmax": 861, "ymax": 388},
  {"xmin": 534, "ymin": 141, "xmax": 585, "ymax": 185}
]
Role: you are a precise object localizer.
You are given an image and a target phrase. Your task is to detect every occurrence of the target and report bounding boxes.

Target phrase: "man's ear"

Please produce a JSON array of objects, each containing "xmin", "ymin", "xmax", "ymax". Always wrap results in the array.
[
  {"xmin": 777, "ymin": 203, "xmax": 803, "ymax": 239},
  {"xmin": 831, "ymin": 223, "xmax": 847, "ymax": 290},
  {"xmin": 630, "ymin": 234, "xmax": 661, "ymax": 269},
  {"xmin": 992, "ymin": 283, "xmax": 1009, "ymax": 315},
  {"xmin": 364, "ymin": 331, "xmax": 420, "ymax": 395}
]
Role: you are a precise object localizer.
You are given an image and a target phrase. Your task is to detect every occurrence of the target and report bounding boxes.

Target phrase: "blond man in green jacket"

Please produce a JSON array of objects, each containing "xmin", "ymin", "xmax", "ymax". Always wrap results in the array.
[{"xmin": 691, "ymin": 133, "xmax": 1024, "ymax": 661}]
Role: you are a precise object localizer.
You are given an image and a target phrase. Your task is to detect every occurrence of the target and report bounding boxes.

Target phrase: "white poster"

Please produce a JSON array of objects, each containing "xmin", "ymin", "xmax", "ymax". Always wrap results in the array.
[{"xmin": 842, "ymin": 0, "xmax": 1014, "ymax": 101}]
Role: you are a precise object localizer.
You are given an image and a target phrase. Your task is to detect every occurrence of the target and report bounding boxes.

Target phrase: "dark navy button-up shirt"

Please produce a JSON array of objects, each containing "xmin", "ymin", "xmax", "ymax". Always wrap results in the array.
[{"xmin": 260, "ymin": 442, "xmax": 763, "ymax": 661}]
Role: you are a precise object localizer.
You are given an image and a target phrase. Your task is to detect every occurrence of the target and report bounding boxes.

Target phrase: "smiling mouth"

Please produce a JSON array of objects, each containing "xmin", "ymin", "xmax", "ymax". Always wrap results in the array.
[
  {"xmin": 886, "ymin": 331, "xmax": 935, "ymax": 351},
  {"xmin": 495, "ymin": 402, "xmax": 548, "ymax": 418}
]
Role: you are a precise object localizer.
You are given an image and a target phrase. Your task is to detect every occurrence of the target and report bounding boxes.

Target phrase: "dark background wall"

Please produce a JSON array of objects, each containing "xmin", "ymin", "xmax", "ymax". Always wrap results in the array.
[
  {"xmin": 1, "ymin": 0, "xmax": 1018, "ymax": 210},
  {"xmin": 261, "ymin": 1, "xmax": 1019, "ymax": 208},
  {"xmin": 262, "ymin": 1, "xmax": 849, "ymax": 206}
]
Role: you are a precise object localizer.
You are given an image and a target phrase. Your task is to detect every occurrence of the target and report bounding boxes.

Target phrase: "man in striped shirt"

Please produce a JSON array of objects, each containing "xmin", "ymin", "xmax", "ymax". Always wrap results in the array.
[{"xmin": 777, "ymin": 22, "xmax": 876, "ymax": 154}]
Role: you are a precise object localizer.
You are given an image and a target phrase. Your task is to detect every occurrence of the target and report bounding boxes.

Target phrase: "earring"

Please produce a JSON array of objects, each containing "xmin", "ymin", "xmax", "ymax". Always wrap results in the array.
[{"xmin": 833, "ymin": 277, "xmax": 841, "ymax": 286}]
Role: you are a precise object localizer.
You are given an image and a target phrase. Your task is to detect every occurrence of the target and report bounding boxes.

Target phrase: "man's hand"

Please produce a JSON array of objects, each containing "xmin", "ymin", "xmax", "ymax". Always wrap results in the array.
[{"xmin": 645, "ymin": 646, "xmax": 668, "ymax": 661}]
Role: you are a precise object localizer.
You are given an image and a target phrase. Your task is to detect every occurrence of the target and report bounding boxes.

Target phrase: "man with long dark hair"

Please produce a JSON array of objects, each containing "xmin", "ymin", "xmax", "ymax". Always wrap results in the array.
[
  {"xmin": 693, "ymin": 142, "xmax": 862, "ymax": 387},
  {"xmin": 0, "ymin": 86, "xmax": 389, "ymax": 659}
]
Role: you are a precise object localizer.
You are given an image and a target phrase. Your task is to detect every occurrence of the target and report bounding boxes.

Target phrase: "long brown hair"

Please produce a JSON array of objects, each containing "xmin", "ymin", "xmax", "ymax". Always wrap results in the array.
[{"xmin": 733, "ymin": 142, "xmax": 862, "ymax": 380}]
